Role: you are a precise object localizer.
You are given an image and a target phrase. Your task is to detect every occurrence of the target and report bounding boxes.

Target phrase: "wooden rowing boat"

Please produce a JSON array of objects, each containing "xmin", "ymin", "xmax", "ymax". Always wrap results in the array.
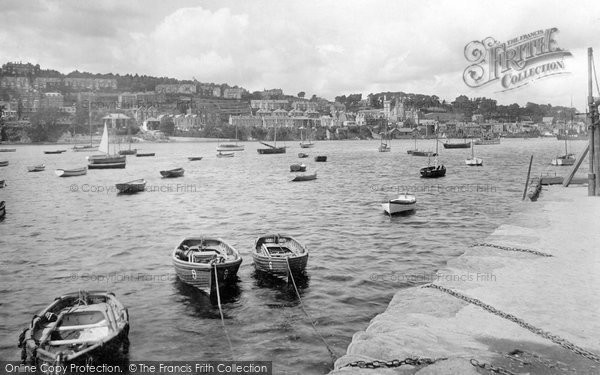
[
  {"xmin": 160, "ymin": 168, "xmax": 184, "ymax": 178},
  {"xmin": 291, "ymin": 172, "xmax": 317, "ymax": 182},
  {"xmin": 27, "ymin": 164, "xmax": 45, "ymax": 172},
  {"xmin": 253, "ymin": 234, "xmax": 308, "ymax": 278},
  {"xmin": 44, "ymin": 150, "xmax": 67, "ymax": 154},
  {"xmin": 55, "ymin": 167, "xmax": 88, "ymax": 177},
  {"xmin": 136, "ymin": 153, "xmax": 155, "ymax": 157},
  {"xmin": 172, "ymin": 237, "xmax": 242, "ymax": 294},
  {"xmin": 382, "ymin": 194, "xmax": 416, "ymax": 215},
  {"xmin": 0, "ymin": 160, "xmax": 8, "ymax": 167},
  {"xmin": 116, "ymin": 179, "xmax": 146, "ymax": 194},
  {"xmin": 18, "ymin": 291, "xmax": 129, "ymax": 366},
  {"xmin": 88, "ymin": 161, "xmax": 126, "ymax": 169},
  {"xmin": 188, "ymin": 156, "xmax": 203, "ymax": 161},
  {"xmin": 290, "ymin": 163, "xmax": 306, "ymax": 172},
  {"xmin": 314, "ymin": 156, "xmax": 327, "ymax": 162},
  {"xmin": 0, "ymin": 201, "xmax": 5, "ymax": 219}
]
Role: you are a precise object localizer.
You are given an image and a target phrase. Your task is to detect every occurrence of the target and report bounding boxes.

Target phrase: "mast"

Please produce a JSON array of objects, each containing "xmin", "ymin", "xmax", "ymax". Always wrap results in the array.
[
  {"xmin": 88, "ymin": 100, "xmax": 92, "ymax": 146},
  {"xmin": 274, "ymin": 118, "xmax": 277, "ymax": 147}
]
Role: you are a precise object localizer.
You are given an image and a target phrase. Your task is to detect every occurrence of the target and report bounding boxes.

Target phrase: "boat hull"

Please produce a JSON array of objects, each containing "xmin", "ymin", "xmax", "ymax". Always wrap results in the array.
[
  {"xmin": 298, "ymin": 153, "xmax": 309, "ymax": 158},
  {"xmin": 188, "ymin": 157, "xmax": 203, "ymax": 161},
  {"xmin": 116, "ymin": 179, "xmax": 146, "ymax": 194},
  {"xmin": 465, "ymin": 158, "xmax": 483, "ymax": 166},
  {"xmin": 291, "ymin": 173, "xmax": 317, "ymax": 181},
  {"xmin": 21, "ymin": 291, "xmax": 129, "ymax": 366},
  {"xmin": 0, "ymin": 161, "xmax": 8, "ymax": 167},
  {"xmin": 411, "ymin": 151, "xmax": 437, "ymax": 157},
  {"xmin": 420, "ymin": 166, "xmax": 446, "ymax": 178},
  {"xmin": 0, "ymin": 148, "xmax": 16, "ymax": 152},
  {"xmin": 257, "ymin": 147, "xmax": 286, "ymax": 154},
  {"xmin": 55, "ymin": 167, "xmax": 88, "ymax": 177},
  {"xmin": 160, "ymin": 168, "xmax": 184, "ymax": 178},
  {"xmin": 217, "ymin": 144, "xmax": 245, "ymax": 152},
  {"xmin": 473, "ymin": 139, "xmax": 500, "ymax": 145},
  {"xmin": 382, "ymin": 201, "xmax": 416, "ymax": 215},
  {"xmin": 172, "ymin": 237, "xmax": 242, "ymax": 293},
  {"xmin": 0, "ymin": 180, "xmax": 4, "ymax": 188},
  {"xmin": 290, "ymin": 164, "xmax": 306, "ymax": 172},
  {"xmin": 443, "ymin": 143, "xmax": 470, "ymax": 149},
  {"xmin": 253, "ymin": 235, "xmax": 309, "ymax": 278},
  {"xmin": 0, "ymin": 201, "xmax": 5, "ymax": 219},
  {"xmin": 44, "ymin": 150, "xmax": 67, "ymax": 154},
  {"xmin": 299, "ymin": 142, "xmax": 314, "ymax": 148},
  {"xmin": 27, "ymin": 165, "xmax": 45, "ymax": 172},
  {"xmin": 136, "ymin": 153, "xmax": 155, "ymax": 157},
  {"xmin": 118, "ymin": 149, "xmax": 137, "ymax": 155},
  {"xmin": 88, "ymin": 162, "xmax": 126, "ymax": 169},
  {"xmin": 87, "ymin": 155, "xmax": 126, "ymax": 164},
  {"xmin": 217, "ymin": 152, "xmax": 234, "ymax": 158},
  {"xmin": 314, "ymin": 156, "xmax": 327, "ymax": 162},
  {"xmin": 551, "ymin": 156, "xmax": 575, "ymax": 166}
]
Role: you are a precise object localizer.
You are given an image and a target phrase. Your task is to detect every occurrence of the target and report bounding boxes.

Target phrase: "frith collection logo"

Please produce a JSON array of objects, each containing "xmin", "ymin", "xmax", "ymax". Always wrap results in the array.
[{"xmin": 463, "ymin": 28, "xmax": 572, "ymax": 91}]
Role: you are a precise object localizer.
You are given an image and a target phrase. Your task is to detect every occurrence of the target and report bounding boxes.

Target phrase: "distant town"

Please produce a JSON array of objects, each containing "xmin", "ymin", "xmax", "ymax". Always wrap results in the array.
[{"xmin": 0, "ymin": 61, "xmax": 587, "ymax": 143}]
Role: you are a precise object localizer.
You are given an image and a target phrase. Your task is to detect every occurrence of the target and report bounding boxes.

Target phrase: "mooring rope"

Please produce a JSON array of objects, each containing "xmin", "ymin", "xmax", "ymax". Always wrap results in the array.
[
  {"xmin": 423, "ymin": 283, "xmax": 600, "ymax": 363},
  {"xmin": 213, "ymin": 263, "xmax": 235, "ymax": 360},
  {"xmin": 286, "ymin": 258, "xmax": 338, "ymax": 363},
  {"xmin": 471, "ymin": 242, "xmax": 553, "ymax": 257}
]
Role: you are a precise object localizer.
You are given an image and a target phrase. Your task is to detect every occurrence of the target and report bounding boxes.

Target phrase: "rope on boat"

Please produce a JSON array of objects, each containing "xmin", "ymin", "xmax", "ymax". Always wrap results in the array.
[
  {"xmin": 423, "ymin": 283, "xmax": 600, "ymax": 363},
  {"xmin": 285, "ymin": 258, "xmax": 338, "ymax": 364},
  {"xmin": 213, "ymin": 263, "xmax": 235, "ymax": 360}
]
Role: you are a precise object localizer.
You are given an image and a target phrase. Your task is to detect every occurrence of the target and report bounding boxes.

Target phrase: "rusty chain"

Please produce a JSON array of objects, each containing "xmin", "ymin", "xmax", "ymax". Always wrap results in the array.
[
  {"xmin": 424, "ymin": 283, "xmax": 600, "ymax": 363},
  {"xmin": 471, "ymin": 242, "xmax": 553, "ymax": 257},
  {"xmin": 470, "ymin": 359, "xmax": 517, "ymax": 375},
  {"xmin": 343, "ymin": 356, "xmax": 447, "ymax": 369}
]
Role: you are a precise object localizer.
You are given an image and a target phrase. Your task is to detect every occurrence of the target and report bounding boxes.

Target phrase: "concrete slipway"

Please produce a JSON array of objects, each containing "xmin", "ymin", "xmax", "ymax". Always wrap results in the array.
[{"xmin": 330, "ymin": 186, "xmax": 600, "ymax": 374}]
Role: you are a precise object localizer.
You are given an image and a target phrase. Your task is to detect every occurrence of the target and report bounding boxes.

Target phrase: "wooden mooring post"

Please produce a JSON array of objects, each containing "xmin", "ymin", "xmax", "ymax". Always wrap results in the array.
[{"xmin": 587, "ymin": 48, "xmax": 600, "ymax": 196}]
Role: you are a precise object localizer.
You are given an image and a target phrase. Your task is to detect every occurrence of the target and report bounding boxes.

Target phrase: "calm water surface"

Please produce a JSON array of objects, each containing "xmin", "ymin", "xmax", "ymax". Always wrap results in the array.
[{"xmin": 0, "ymin": 138, "xmax": 587, "ymax": 373}]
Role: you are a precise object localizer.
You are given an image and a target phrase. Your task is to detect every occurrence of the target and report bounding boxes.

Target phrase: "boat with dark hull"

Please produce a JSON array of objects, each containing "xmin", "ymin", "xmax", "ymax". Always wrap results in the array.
[
  {"xmin": 0, "ymin": 148, "xmax": 16, "ymax": 152},
  {"xmin": 253, "ymin": 235, "xmax": 308, "ymax": 278},
  {"xmin": 0, "ymin": 160, "xmax": 8, "ymax": 167},
  {"xmin": 136, "ymin": 153, "xmax": 155, "ymax": 157},
  {"xmin": 188, "ymin": 157, "xmax": 203, "ymax": 161},
  {"xmin": 0, "ymin": 180, "xmax": 5, "ymax": 188},
  {"xmin": 290, "ymin": 163, "xmax": 306, "ymax": 172},
  {"xmin": 443, "ymin": 140, "xmax": 470, "ymax": 149},
  {"xmin": 291, "ymin": 172, "xmax": 317, "ymax": 182},
  {"xmin": 55, "ymin": 167, "xmax": 88, "ymax": 177},
  {"xmin": 314, "ymin": 155, "xmax": 327, "ymax": 162},
  {"xmin": 172, "ymin": 237, "xmax": 242, "ymax": 294},
  {"xmin": 116, "ymin": 179, "xmax": 146, "ymax": 194},
  {"xmin": 0, "ymin": 201, "xmax": 5, "ymax": 219},
  {"xmin": 44, "ymin": 150, "xmax": 67, "ymax": 154},
  {"xmin": 18, "ymin": 291, "xmax": 129, "ymax": 366},
  {"xmin": 420, "ymin": 164, "xmax": 446, "ymax": 178},
  {"xmin": 160, "ymin": 168, "xmax": 185, "ymax": 178},
  {"xmin": 88, "ymin": 162, "xmax": 126, "ymax": 169},
  {"xmin": 27, "ymin": 164, "xmax": 45, "ymax": 172},
  {"xmin": 257, "ymin": 119, "xmax": 286, "ymax": 154}
]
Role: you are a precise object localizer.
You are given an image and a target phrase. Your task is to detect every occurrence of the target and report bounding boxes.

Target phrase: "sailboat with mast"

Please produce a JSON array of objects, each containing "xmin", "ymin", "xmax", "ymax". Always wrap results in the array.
[
  {"xmin": 119, "ymin": 122, "xmax": 137, "ymax": 155},
  {"xmin": 217, "ymin": 122, "xmax": 245, "ymax": 152},
  {"xmin": 551, "ymin": 101, "xmax": 576, "ymax": 166},
  {"xmin": 299, "ymin": 122, "xmax": 314, "ymax": 148},
  {"xmin": 407, "ymin": 133, "xmax": 436, "ymax": 156},
  {"xmin": 73, "ymin": 101, "xmax": 98, "ymax": 152},
  {"xmin": 257, "ymin": 118, "xmax": 286, "ymax": 154},
  {"xmin": 465, "ymin": 138, "xmax": 483, "ymax": 166},
  {"xmin": 420, "ymin": 129, "xmax": 446, "ymax": 177},
  {"xmin": 87, "ymin": 123, "xmax": 126, "ymax": 169},
  {"xmin": 378, "ymin": 119, "xmax": 391, "ymax": 152}
]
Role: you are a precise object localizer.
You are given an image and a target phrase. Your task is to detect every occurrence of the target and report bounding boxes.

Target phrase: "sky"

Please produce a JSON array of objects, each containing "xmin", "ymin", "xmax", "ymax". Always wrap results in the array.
[{"xmin": 1, "ymin": 0, "xmax": 600, "ymax": 111}]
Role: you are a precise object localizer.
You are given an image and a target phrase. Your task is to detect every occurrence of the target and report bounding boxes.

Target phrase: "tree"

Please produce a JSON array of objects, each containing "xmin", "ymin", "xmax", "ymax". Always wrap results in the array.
[
  {"xmin": 28, "ymin": 108, "xmax": 69, "ymax": 142},
  {"xmin": 297, "ymin": 91, "xmax": 305, "ymax": 98},
  {"xmin": 159, "ymin": 116, "xmax": 175, "ymax": 136}
]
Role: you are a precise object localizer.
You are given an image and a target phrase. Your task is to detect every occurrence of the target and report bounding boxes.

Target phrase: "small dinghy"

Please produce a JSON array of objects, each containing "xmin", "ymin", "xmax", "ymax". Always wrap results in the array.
[
  {"xmin": 88, "ymin": 161, "xmax": 126, "ymax": 169},
  {"xmin": 291, "ymin": 172, "xmax": 317, "ymax": 182},
  {"xmin": 172, "ymin": 237, "xmax": 242, "ymax": 294},
  {"xmin": 0, "ymin": 160, "xmax": 8, "ymax": 167},
  {"xmin": 382, "ymin": 194, "xmax": 416, "ymax": 215},
  {"xmin": 27, "ymin": 164, "xmax": 45, "ymax": 172},
  {"xmin": 298, "ymin": 153, "xmax": 309, "ymax": 158},
  {"xmin": 116, "ymin": 179, "xmax": 146, "ymax": 194},
  {"xmin": 44, "ymin": 150, "xmax": 67, "ymax": 154},
  {"xmin": 188, "ymin": 157, "xmax": 203, "ymax": 161},
  {"xmin": 160, "ymin": 168, "xmax": 184, "ymax": 178},
  {"xmin": 0, "ymin": 200, "xmax": 5, "ymax": 219},
  {"xmin": 253, "ymin": 235, "xmax": 308, "ymax": 278},
  {"xmin": 55, "ymin": 167, "xmax": 88, "ymax": 177},
  {"xmin": 290, "ymin": 163, "xmax": 306, "ymax": 172},
  {"xmin": 314, "ymin": 155, "xmax": 327, "ymax": 162},
  {"xmin": 18, "ymin": 291, "xmax": 129, "ymax": 366},
  {"xmin": 136, "ymin": 153, "xmax": 155, "ymax": 157},
  {"xmin": 0, "ymin": 180, "xmax": 5, "ymax": 188},
  {"xmin": 217, "ymin": 151, "xmax": 234, "ymax": 158}
]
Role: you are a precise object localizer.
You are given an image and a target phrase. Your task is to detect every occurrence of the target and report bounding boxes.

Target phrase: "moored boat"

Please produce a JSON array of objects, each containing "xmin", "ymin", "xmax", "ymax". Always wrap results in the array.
[
  {"xmin": 0, "ymin": 160, "xmax": 8, "ymax": 167},
  {"xmin": 55, "ymin": 167, "xmax": 88, "ymax": 177},
  {"xmin": 44, "ymin": 150, "xmax": 67, "ymax": 154},
  {"xmin": 314, "ymin": 155, "xmax": 327, "ymax": 162},
  {"xmin": 118, "ymin": 149, "xmax": 137, "ymax": 155},
  {"xmin": 298, "ymin": 153, "xmax": 309, "ymax": 158},
  {"xmin": 290, "ymin": 163, "xmax": 306, "ymax": 172},
  {"xmin": 420, "ymin": 164, "xmax": 446, "ymax": 178},
  {"xmin": 410, "ymin": 150, "xmax": 437, "ymax": 157},
  {"xmin": 443, "ymin": 140, "xmax": 470, "ymax": 149},
  {"xmin": 172, "ymin": 237, "xmax": 242, "ymax": 293},
  {"xmin": 382, "ymin": 194, "xmax": 416, "ymax": 215},
  {"xmin": 136, "ymin": 152, "xmax": 155, "ymax": 157},
  {"xmin": 0, "ymin": 148, "xmax": 16, "ymax": 152},
  {"xmin": 88, "ymin": 162, "xmax": 126, "ymax": 169},
  {"xmin": 27, "ymin": 164, "xmax": 45, "ymax": 172},
  {"xmin": 291, "ymin": 172, "xmax": 317, "ymax": 182},
  {"xmin": 217, "ymin": 151, "xmax": 234, "ymax": 158},
  {"xmin": 18, "ymin": 291, "xmax": 129, "ymax": 366},
  {"xmin": 0, "ymin": 180, "xmax": 4, "ymax": 188},
  {"xmin": 188, "ymin": 156, "xmax": 203, "ymax": 161},
  {"xmin": 217, "ymin": 144, "xmax": 245, "ymax": 152},
  {"xmin": 465, "ymin": 141, "xmax": 483, "ymax": 166},
  {"xmin": 473, "ymin": 136, "xmax": 501, "ymax": 145},
  {"xmin": 160, "ymin": 168, "xmax": 184, "ymax": 178},
  {"xmin": 253, "ymin": 234, "xmax": 308, "ymax": 278},
  {"xmin": 551, "ymin": 154, "xmax": 576, "ymax": 166},
  {"xmin": 0, "ymin": 200, "xmax": 5, "ymax": 219},
  {"xmin": 116, "ymin": 179, "xmax": 146, "ymax": 194}
]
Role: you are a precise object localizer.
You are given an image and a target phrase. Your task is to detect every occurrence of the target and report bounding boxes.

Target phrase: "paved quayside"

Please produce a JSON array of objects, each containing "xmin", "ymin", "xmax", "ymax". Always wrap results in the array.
[{"xmin": 330, "ymin": 185, "xmax": 600, "ymax": 374}]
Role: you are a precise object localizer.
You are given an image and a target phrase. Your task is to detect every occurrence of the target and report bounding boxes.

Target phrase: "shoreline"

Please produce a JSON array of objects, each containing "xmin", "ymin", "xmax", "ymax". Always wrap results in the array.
[{"xmin": 330, "ymin": 185, "xmax": 600, "ymax": 374}]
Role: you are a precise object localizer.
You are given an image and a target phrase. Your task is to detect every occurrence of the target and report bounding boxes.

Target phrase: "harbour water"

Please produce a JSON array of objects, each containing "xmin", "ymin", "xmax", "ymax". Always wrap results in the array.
[{"xmin": 0, "ymin": 138, "xmax": 587, "ymax": 373}]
